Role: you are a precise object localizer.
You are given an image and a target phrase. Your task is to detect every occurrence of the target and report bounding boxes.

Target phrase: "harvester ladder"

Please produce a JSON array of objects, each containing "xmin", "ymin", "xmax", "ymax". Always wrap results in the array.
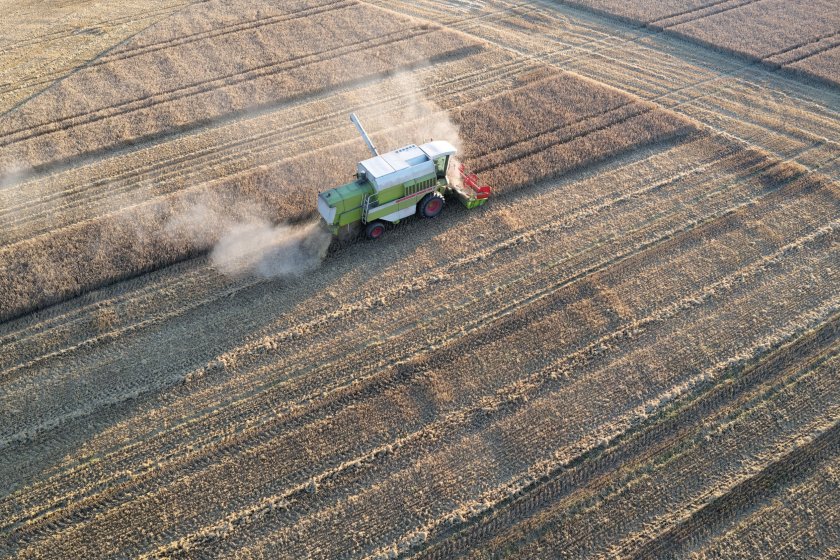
[{"xmin": 362, "ymin": 194, "xmax": 375, "ymax": 222}]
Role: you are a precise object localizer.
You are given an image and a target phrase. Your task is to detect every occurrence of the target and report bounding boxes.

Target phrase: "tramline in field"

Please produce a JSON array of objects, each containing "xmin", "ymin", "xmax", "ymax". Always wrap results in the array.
[{"xmin": 317, "ymin": 113, "xmax": 491, "ymax": 240}]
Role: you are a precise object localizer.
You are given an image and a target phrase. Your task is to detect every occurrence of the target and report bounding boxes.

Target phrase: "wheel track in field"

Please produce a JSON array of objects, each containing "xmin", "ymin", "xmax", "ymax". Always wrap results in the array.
[
  {"xmin": 650, "ymin": 0, "xmax": 760, "ymax": 29},
  {"xmin": 4, "ymin": 164, "xmax": 835, "ymax": 550},
  {"xmin": 165, "ymin": 244, "xmax": 840, "ymax": 560},
  {"xmin": 0, "ymin": 25, "xmax": 439, "ymax": 148},
  {"xmin": 411, "ymin": 318, "xmax": 840, "ymax": 559},
  {"xmin": 628, "ymin": 411, "xmax": 840, "ymax": 559},
  {"xmin": 0, "ymin": 2, "xmax": 193, "ymax": 52},
  {"xmin": 86, "ymin": 0, "xmax": 354, "ymax": 69},
  {"xmin": 0, "ymin": 1, "xmax": 210, "ymax": 119},
  {"xmin": 777, "ymin": 39, "xmax": 840, "ymax": 67},
  {"xmin": 9, "ymin": 201, "xmax": 830, "ymax": 556},
  {"xmin": 766, "ymin": 30, "xmax": 840, "ymax": 59},
  {"xmin": 481, "ymin": 345, "xmax": 840, "ymax": 560}
]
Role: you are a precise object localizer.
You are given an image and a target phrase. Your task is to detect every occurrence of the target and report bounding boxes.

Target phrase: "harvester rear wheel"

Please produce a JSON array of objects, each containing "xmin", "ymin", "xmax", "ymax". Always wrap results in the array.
[
  {"xmin": 419, "ymin": 192, "xmax": 445, "ymax": 218},
  {"xmin": 365, "ymin": 221, "xmax": 386, "ymax": 240}
]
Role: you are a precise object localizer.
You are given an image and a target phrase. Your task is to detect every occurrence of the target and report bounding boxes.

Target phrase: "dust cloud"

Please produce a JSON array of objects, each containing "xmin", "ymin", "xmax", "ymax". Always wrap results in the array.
[
  {"xmin": 210, "ymin": 219, "xmax": 331, "ymax": 279},
  {"xmin": 0, "ymin": 162, "xmax": 30, "ymax": 190},
  {"xmin": 366, "ymin": 71, "xmax": 464, "ymax": 152},
  {"xmin": 160, "ymin": 192, "xmax": 331, "ymax": 280}
]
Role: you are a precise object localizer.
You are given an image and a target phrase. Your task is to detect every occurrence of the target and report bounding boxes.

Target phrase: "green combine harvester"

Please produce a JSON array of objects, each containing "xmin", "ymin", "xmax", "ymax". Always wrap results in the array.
[{"xmin": 317, "ymin": 113, "xmax": 491, "ymax": 240}]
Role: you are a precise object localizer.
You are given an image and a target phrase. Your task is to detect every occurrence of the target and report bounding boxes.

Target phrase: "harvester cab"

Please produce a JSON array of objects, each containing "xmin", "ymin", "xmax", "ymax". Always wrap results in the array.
[{"xmin": 317, "ymin": 113, "xmax": 490, "ymax": 241}]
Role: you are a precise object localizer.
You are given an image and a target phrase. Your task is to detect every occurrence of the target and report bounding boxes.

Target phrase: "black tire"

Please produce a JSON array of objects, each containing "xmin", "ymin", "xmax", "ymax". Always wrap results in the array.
[
  {"xmin": 418, "ymin": 192, "xmax": 445, "ymax": 218},
  {"xmin": 365, "ymin": 220, "xmax": 386, "ymax": 240}
]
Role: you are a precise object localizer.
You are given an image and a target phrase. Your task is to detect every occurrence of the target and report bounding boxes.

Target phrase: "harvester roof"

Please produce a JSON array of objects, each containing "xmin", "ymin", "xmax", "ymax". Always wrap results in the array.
[{"xmin": 358, "ymin": 140, "xmax": 456, "ymax": 192}]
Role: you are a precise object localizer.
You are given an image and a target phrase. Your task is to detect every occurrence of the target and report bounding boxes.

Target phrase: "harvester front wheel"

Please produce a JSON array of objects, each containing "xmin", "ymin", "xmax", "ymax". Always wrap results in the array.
[
  {"xmin": 419, "ymin": 192, "xmax": 445, "ymax": 218},
  {"xmin": 365, "ymin": 221, "xmax": 386, "ymax": 240}
]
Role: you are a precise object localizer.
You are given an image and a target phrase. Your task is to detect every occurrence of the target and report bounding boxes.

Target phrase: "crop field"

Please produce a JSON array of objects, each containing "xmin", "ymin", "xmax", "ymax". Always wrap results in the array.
[{"xmin": 1, "ymin": 1, "xmax": 838, "ymax": 559}]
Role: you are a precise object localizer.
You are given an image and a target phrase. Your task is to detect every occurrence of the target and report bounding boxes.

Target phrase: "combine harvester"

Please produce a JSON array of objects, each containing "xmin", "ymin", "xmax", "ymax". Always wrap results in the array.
[{"xmin": 317, "ymin": 113, "xmax": 491, "ymax": 240}]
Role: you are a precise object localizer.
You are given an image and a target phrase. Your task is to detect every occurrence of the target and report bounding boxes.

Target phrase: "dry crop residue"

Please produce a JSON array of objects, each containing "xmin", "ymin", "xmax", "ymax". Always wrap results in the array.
[{"xmin": 1, "ymin": 0, "xmax": 839, "ymax": 559}]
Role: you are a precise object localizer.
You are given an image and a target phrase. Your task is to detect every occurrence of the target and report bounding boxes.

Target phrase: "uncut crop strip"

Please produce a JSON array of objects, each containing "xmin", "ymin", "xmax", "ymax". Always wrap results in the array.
[
  {"xmin": 4, "ymin": 143, "xmax": 832, "ymax": 552},
  {"xmin": 664, "ymin": 0, "xmax": 840, "ymax": 59},
  {"xmin": 416, "ymin": 316, "xmax": 840, "ymax": 558},
  {"xmin": 3, "ymin": 56, "xmax": 508, "ymax": 318},
  {"xmin": 788, "ymin": 47, "xmax": 840, "ymax": 91},
  {"xmin": 0, "ymin": 20, "xmax": 679, "ymax": 239}
]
